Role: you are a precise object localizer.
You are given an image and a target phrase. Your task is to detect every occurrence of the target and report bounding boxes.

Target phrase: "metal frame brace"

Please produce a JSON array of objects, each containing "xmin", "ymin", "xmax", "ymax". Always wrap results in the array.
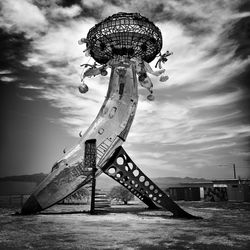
[{"xmin": 102, "ymin": 146, "xmax": 201, "ymax": 219}]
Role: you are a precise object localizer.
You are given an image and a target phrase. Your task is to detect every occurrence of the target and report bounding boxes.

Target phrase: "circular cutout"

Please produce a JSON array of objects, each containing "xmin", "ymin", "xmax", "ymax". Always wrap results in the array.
[
  {"xmin": 154, "ymin": 189, "xmax": 158, "ymax": 194},
  {"xmin": 108, "ymin": 167, "xmax": 116, "ymax": 175},
  {"xmin": 123, "ymin": 176, "xmax": 129, "ymax": 182},
  {"xmin": 133, "ymin": 169, "xmax": 139, "ymax": 177},
  {"xmin": 149, "ymin": 185, "xmax": 154, "ymax": 190},
  {"xmin": 139, "ymin": 176, "xmax": 145, "ymax": 182},
  {"xmin": 128, "ymin": 162, "xmax": 134, "ymax": 170},
  {"xmin": 130, "ymin": 180, "xmax": 135, "ymax": 185},
  {"xmin": 116, "ymin": 172, "xmax": 122, "ymax": 178},
  {"xmin": 117, "ymin": 157, "xmax": 124, "ymax": 165},
  {"xmin": 149, "ymin": 194, "xmax": 153, "ymax": 198},
  {"xmin": 125, "ymin": 165, "xmax": 129, "ymax": 171},
  {"xmin": 159, "ymin": 193, "xmax": 163, "ymax": 197},
  {"xmin": 153, "ymin": 197, "xmax": 157, "ymax": 201},
  {"xmin": 135, "ymin": 184, "xmax": 139, "ymax": 188},
  {"xmin": 144, "ymin": 181, "xmax": 149, "ymax": 186}
]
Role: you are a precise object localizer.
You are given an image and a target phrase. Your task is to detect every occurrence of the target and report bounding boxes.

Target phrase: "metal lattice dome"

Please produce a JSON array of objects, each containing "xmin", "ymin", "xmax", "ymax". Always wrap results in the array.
[{"xmin": 86, "ymin": 12, "xmax": 162, "ymax": 64}]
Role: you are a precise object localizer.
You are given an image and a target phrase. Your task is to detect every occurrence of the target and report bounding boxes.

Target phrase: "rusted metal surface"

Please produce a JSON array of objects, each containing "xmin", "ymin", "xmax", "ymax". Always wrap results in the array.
[{"xmin": 22, "ymin": 59, "xmax": 138, "ymax": 214}]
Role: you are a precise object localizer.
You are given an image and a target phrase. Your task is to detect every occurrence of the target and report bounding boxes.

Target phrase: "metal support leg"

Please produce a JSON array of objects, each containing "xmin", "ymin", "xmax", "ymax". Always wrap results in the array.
[
  {"xmin": 102, "ymin": 146, "xmax": 201, "ymax": 219},
  {"xmin": 84, "ymin": 139, "xmax": 97, "ymax": 214}
]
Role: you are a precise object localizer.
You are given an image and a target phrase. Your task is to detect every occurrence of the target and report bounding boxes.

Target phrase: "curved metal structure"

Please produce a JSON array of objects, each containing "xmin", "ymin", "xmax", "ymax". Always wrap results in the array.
[
  {"xmin": 87, "ymin": 12, "xmax": 162, "ymax": 64},
  {"xmin": 22, "ymin": 58, "xmax": 138, "ymax": 213},
  {"xmin": 22, "ymin": 12, "xmax": 199, "ymax": 219}
]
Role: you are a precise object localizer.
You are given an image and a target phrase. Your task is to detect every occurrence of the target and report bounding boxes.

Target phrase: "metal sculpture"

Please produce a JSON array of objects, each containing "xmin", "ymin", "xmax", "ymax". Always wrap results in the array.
[
  {"xmin": 21, "ymin": 13, "xmax": 198, "ymax": 219},
  {"xmin": 102, "ymin": 146, "xmax": 196, "ymax": 218}
]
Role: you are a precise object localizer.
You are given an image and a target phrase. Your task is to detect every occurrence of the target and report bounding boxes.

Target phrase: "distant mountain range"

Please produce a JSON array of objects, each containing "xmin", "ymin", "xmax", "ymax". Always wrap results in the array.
[
  {"xmin": 0, "ymin": 173, "xmax": 47, "ymax": 184},
  {"xmin": 0, "ymin": 173, "xmax": 210, "ymax": 193}
]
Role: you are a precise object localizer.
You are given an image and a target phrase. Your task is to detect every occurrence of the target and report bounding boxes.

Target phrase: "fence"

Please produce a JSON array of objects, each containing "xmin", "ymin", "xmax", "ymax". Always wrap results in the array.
[{"xmin": 0, "ymin": 195, "xmax": 30, "ymax": 208}]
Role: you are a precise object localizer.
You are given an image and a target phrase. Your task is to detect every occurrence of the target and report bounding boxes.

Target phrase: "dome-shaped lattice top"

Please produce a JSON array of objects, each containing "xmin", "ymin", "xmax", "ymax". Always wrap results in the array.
[{"xmin": 86, "ymin": 12, "xmax": 162, "ymax": 64}]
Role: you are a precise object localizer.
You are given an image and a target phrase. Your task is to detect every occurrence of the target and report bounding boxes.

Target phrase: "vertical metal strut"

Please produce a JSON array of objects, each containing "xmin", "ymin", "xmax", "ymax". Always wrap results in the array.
[
  {"xmin": 102, "ymin": 146, "xmax": 201, "ymax": 219},
  {"xmin": 84, "ymin": 139, "xmax": 97, "ymax": 214}
]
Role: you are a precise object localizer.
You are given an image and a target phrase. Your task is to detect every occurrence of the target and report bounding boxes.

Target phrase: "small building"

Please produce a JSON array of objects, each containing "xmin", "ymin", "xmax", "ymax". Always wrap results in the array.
[
  {"xmin": 212, "ymin": 179, "xmax": 250, "ymax": 202},
  {"xmin": 0, "ymin": 181, "xmax": 36, "ymax": 207},
  {"xmin": 167, "ymin": 179, "xmax": 250, "ymax": 202},
  {"xmin": 168, "ymin": 187, "xmax": 200, "ymax": 201}
]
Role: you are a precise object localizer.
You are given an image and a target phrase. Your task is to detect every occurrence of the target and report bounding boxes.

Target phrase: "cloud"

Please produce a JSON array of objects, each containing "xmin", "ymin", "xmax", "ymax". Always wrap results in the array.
[
  {"xmin": 190, "ymin": 90, "xmax": 242, "ymax": 108},
  {"xmin": 0, "ymin": 0, "xmax": 48, "ymax": 38},
  {"xmin": 0, "ymin": 70, "xmax": 12, "ymax": 75},
  {"xmin": 0, "ymin": 76, "xmax": 17, "ymax": 82},
  {"xmin": 23, "ymin": 18, "xmax": 95, "ymax": 69},
  {"xmin": 19, "ymin": 84, "xmax": 44, "ymax": 90},
  {"xmin": 81, "ymin": 0, "xmax": 104, "ymax": 9},
  {"xmin": 1, "ymin": 0, "xmax": 249, "ymax": 177},
  {"xmin": 49, "ymin": 5, "xmax": 82, "ymax": 19},
  {"xmin": 19, "ymin": 96, "xmax": 34, "ymax": 101},
  {"xmin": 189, "ymin": 142, "xmax": 237, "ymax": 152}
]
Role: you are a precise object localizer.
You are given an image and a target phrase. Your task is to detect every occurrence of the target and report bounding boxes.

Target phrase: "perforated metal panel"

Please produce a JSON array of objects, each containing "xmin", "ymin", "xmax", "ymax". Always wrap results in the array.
[
  {"xmin": 87, "ymin": 12, "xmax": 162, "ymax": 64},
  {"xmin": 103, "ymin": 146, "xmax": 200, "ymax": 218}
]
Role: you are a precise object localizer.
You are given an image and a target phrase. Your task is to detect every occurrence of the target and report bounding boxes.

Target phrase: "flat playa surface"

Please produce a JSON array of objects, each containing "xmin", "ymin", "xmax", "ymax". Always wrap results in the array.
[{"xmin": 0, "ymin": 201, "xmax": 250, "ymax": 249}]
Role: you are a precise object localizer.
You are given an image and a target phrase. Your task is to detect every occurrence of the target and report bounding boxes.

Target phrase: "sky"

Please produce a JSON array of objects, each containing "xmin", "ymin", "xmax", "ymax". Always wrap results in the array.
[{"xmin": 0, "ymin": 0, "xmax": 250, "ymax": 179}]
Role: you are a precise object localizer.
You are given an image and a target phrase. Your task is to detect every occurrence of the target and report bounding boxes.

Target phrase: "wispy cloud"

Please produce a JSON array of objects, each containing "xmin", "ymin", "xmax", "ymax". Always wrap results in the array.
[
  {"xmin": 0, "ymin": 76, "xmax": 17, "ymax": 82},
  {"xmin": 0, "ymin": 70, "xmax": 12, "ymax": 75},
  {"xmin": 1, "ymin": 0, "xmax": 249, "ymax": 178},
  {"xmin": 19, "ymin": 96, "xmax": 34, "ymax": 101},
  {"xmin": 48, "ymin": 5, "xmax": 82, "ymax": 19},
  {"xmin": 0, "ymin": 0, "xmax": 48, "ymax": 38},
  {"xmin": 19, "ymin": 84, "xmax": 44, "ymax": 90}
]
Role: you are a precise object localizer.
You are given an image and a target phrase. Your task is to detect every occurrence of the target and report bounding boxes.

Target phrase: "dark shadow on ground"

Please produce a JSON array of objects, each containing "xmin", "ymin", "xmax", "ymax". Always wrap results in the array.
[{"xmin": 36, "ymin": 205, "xmax": 180, "ymax": 220}]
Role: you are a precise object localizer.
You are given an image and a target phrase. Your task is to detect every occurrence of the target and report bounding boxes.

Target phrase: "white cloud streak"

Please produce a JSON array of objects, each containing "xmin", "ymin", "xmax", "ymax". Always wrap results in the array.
[
  {"xmin": 19, "ymin": 84, "xmax": 44, "ymax": 90},
  {"xmin": 0, "ymin": 0, "xmax": 48, "ymax": 38},
  {"xmin": 0, "ymin": 76, "xmax": 17, "ymax": 82},
  {"xmin": 0, "ymin": 70, "xmax": 12, "ymax": 75},
  {"xmin": 1, "ymin": 0, "xmax": 249, "ymax": 177}
]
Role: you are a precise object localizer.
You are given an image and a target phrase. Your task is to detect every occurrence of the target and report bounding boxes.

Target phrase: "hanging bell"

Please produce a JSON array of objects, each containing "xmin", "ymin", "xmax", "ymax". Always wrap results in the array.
[
  {"xmin": 147, "ymin": 94, "xmax": 155, "ymax": 101},
  {"xmin": 78, "ymin": 83, "xmax": 89, "ymax": 94}
]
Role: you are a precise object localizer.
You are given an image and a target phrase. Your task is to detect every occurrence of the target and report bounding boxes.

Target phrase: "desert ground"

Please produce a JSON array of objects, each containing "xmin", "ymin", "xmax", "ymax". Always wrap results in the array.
[{"xmin": 0, "ymin": 201, "xmax": 250, "ymax": 249}]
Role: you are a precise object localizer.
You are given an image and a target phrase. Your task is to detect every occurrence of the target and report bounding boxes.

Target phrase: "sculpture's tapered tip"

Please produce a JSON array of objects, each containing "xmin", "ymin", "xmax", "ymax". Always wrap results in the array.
[
  {"xmin": 173, "ymin": 210, "xmax": 203, "ymax": 220},
  {"xmin": 21, "ymin": 195, "xmax": 42, "ymax": 215}
]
